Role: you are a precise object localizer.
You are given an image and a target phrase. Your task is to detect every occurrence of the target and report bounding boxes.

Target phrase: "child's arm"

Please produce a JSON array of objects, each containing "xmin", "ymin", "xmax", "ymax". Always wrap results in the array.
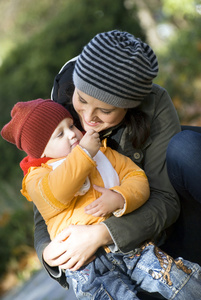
[
  {"xmin": 85, "ymin": 148, "xmax": 150, "ymax": 218},
  {"xmin": 84, "ymin": 185, "xmax": 125, "ymax": 217}
]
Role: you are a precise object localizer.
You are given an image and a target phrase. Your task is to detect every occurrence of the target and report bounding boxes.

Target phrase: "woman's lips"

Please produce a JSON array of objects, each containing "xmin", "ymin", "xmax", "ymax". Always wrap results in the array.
[{"xmin": 83, "ymin": 118, "xmax": 101, "ymax": 127}]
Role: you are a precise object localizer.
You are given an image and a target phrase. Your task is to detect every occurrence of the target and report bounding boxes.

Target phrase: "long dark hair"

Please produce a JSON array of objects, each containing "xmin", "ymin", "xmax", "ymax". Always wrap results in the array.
[{"xmin": 124, "ymin": 108, "xmax": 151, "ymax": 149}]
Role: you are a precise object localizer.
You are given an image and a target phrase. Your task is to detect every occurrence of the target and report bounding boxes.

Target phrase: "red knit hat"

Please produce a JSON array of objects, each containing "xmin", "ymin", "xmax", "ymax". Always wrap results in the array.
[{"xmin": 1, "ymin": 99, "xmax": 72, "ymax": 158}]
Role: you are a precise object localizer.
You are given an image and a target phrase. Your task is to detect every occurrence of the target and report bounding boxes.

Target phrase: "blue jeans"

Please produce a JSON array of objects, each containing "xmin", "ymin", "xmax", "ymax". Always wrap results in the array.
[
  {"xmin": 65, "ymin": 243, "xmax": 201, "ymax": 300},
  {"xmin": 164, "ymin": 129, "xmax": 201, "ymax": 264},
  {"xmin": 166, "ymin": 129, "xmax": 201, "ymax": 203}
]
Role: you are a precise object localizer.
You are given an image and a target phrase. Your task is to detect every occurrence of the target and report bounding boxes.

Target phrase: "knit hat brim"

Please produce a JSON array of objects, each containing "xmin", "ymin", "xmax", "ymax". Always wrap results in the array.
[{"xmin": 73, "ymin": 74, "xmax": 142, "ymax": 108}]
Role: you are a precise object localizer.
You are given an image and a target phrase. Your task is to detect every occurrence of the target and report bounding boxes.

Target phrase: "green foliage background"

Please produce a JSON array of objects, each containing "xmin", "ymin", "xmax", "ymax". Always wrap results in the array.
[{"xmin": 156, "ymin": 17, "xmax": 201, "ymax": 114}]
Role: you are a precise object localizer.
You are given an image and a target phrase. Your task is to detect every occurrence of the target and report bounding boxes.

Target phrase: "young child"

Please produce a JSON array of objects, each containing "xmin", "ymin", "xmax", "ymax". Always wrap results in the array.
[{"xmin": 1, "ymin": 98, "xmax": 201, "ymax": 300}]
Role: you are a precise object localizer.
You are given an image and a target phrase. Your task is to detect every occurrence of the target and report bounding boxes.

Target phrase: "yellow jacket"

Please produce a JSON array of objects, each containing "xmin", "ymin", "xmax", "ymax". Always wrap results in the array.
[{"xmin": 21, "ymin": 143, "xmax": 149, "ymax": 240}]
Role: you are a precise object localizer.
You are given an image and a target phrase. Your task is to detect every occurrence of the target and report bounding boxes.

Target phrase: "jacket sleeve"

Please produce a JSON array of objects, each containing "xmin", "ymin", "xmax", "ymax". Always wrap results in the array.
[
  {"xmin": 103, "ymin": 86, "xmax": 181, "ymax": 252},
  {"xmin": 23, "ymin": 146, "xmax": 96, "ymax": 221},
  {"xmin": 33, "ymin": 204, "xmax": 69, "ymax": 288}
]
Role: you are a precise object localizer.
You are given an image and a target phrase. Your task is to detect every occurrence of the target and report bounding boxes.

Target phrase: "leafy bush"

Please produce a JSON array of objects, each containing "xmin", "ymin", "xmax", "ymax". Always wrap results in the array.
[{"xmin": 0, "ymin": 208, "xmax": 34, "ymax": 278}]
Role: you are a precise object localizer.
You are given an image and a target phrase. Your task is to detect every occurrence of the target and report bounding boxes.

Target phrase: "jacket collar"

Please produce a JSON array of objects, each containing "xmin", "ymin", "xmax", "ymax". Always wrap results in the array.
[{"xmin": 20, "ymin": 156, "xmax": 51, "ymax": 176}]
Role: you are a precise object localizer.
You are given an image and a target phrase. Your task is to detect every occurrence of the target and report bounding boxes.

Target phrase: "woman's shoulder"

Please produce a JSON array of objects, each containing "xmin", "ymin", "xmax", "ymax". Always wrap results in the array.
[
  {"xmin": 152, "ymin": 83, "xmax": 166, "ymax": 93},
  {"xmin": 139, "ymin": 83, "xmax": 173, "ymax": 116},
  {"xmin": 150, "ymin": 83, "xmax": 170, "ymax": 101}
]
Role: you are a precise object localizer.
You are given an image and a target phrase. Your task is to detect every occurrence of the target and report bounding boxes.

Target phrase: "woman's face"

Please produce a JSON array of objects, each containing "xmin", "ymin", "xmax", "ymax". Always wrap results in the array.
[{"xmin": 72, "ymin": 88, "xmax": 127, "ymax": 132}]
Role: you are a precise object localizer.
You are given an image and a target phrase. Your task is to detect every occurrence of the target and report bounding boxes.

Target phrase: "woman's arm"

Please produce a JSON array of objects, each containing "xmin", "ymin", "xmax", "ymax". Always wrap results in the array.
[
  {"xmin": 103, "ymin": 85, "xmax": 181, "ymax": 251},
  {"xmin": 33, "ymin": 204, "xmax": 69, "ymax": 288}
]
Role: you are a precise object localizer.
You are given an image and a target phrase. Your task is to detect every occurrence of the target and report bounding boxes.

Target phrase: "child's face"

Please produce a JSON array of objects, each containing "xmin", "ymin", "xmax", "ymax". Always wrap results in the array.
[{"xmin": 42, "ymin": 118, "xmax": 83, "ymax": 158}]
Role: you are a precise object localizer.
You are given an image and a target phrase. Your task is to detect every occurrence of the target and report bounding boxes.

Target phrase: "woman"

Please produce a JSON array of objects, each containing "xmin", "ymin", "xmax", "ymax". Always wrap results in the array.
[{"xmin": 34, "ymin": 30, "xmax": 182, "ymax": 297}]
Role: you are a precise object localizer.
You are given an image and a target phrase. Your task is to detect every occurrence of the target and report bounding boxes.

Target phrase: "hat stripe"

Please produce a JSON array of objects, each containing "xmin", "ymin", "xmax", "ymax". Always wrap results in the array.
[
  {"xmin": 90, "ymin": 37, "xmax": 158, "ymax": 79},
  {"xmin": 97, "ymin": 33, "xmax": 158, "ymax": 73},
  {"xmin": 74, "ymin": 59, "xmax": 152, "ymax": 101},
  {"xmin": 76, "ymin": 51, "xmax": 153, "ymax": 91},
  {"xmin": 75, "ymin": 63, "xmax": 150, "ymax": 101},
  {"xmin": 77, "ymin": 55, "xmax": 152, "ymax": 93},
  {"xmin": 76, "ymin": 52, "xmax": 151, "ymax": 92},
  {"xmin": 79, "ymin": 53, "xmax": 155, "ymax": 94},
  {"xmin": 80, "ymin": 45, "xmax": 155, "ymax": 86},
  {"xmin": 83, "ymin": 43, "xmax": 156, "ymax": 82}
]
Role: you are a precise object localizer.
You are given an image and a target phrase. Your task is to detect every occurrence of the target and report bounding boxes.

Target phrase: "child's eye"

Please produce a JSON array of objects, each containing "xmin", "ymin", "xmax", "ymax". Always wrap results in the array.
[
  {"xmin": 57, "ymin": 131, "xmax": 63, "ymax": 137},
  {"xmin": 69, "ymin": 124, "xmax": 74, "ymax": 129}
]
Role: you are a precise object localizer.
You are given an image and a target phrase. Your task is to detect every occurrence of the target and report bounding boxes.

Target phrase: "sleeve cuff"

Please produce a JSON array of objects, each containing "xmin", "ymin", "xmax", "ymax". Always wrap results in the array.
[
  {"xmin": 42, "ymin": 257, "xmax": 69, "ymax": 289},
  {"xmin": 101, "ymin": 222, "xmax": 119, "ymax": 253},
  {"xmin": 113, "ymin": 201, "xmax": 126, "ymax": 217}
]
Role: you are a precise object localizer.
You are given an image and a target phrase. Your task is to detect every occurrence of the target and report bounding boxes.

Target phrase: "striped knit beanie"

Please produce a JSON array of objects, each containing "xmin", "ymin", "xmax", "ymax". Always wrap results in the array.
[
  {"xmin": 1, "ymin": 99, "xmax": 72, "ymax": 158},
  {"xmin": 73, "ymin": 30, "xmax": 158, "ymax": 108}
]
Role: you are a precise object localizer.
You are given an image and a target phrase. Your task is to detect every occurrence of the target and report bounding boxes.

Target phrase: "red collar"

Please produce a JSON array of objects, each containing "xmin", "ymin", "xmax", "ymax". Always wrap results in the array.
[{"xmin": 20, "ymin": 156, "xmax": 51, "ymax": 175}]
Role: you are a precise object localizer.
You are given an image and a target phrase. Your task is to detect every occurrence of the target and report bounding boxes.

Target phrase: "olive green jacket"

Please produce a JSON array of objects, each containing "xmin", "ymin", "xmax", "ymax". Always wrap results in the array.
[{"xmin": 33, "ymin": 59, "xmax": 181, "ymax": 287}]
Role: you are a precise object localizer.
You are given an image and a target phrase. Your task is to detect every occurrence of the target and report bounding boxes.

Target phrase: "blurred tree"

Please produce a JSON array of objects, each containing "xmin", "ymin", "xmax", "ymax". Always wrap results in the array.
[
  {"xmin": 161, "ymin": 0, "xmax": 198, "ymax": 18},
  {"xmin": 131, "ymin": 0, "xmax": 201, "ymax": 124},
  {"xmin": 155, "ymin": 3, "xmax": 201, "ymax": 122},
  {"xmin": 131, "ymin": 0, "xmax": 164, "ymax": 48}
]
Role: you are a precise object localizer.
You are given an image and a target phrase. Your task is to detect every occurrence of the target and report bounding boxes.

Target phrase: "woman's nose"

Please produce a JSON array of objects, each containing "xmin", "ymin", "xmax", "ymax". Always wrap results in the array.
[{"xmin": 85, "ymin": 109, "xmax": 96, "ymax": 122}]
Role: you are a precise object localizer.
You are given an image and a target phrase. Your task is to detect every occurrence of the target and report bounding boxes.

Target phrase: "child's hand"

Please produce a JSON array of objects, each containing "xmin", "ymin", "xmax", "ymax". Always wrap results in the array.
[
  {"xmin": 79, "ymin": 130, "xmax": 101, "ymax": 157},
  {"xmin": 84, "ymin": 185, "xmax": 125, "ymax": 217}
]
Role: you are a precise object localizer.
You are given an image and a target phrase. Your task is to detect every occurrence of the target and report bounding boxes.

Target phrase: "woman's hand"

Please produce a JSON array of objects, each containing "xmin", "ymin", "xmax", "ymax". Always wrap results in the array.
[{"xmin": 43, "ymin": 223, "xmax": 112, "ymax": 271}]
